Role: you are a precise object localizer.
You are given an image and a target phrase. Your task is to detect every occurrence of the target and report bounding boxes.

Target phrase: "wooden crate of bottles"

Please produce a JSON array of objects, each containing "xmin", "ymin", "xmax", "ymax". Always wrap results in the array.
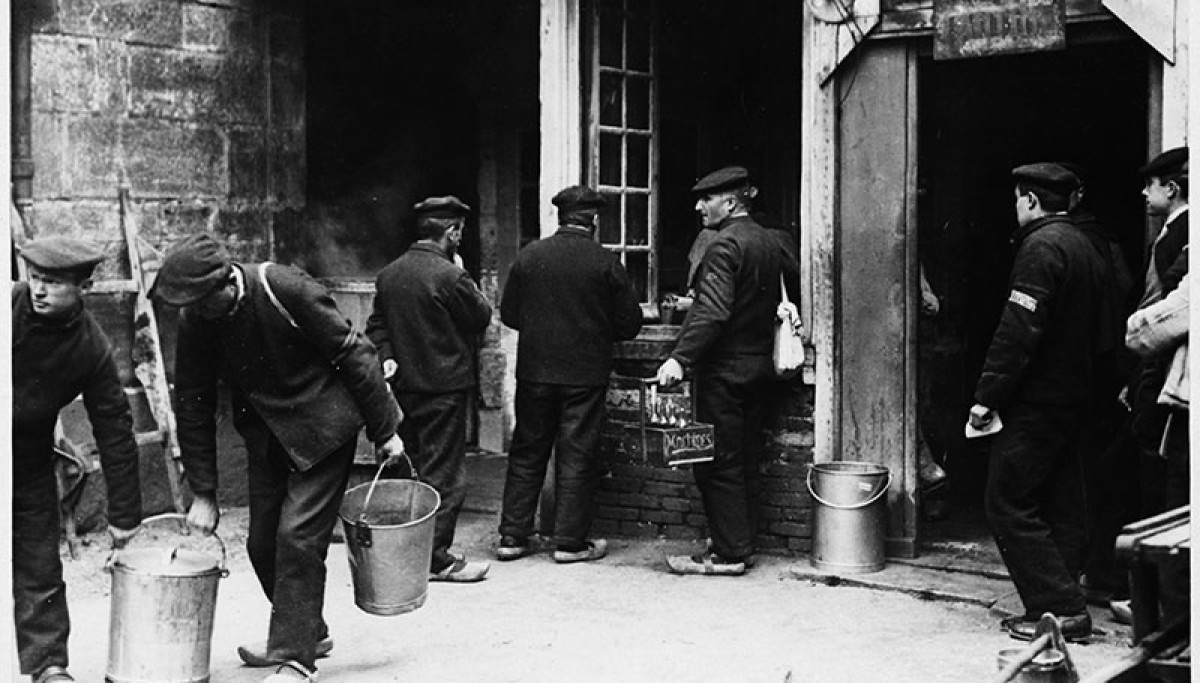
[{"xmin": 620, "ymin": 377, "xmax": 715, "ymax": 468}]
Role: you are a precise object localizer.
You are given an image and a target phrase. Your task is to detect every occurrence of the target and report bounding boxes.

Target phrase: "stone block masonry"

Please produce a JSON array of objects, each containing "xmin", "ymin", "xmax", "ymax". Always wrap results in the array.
[
  {"xmin": 19, "ymin": 0, "xmax": 306, "ymax": 521},
  {"xmin": 26, "ymin": 0, "xmax": 303, "ymax": 266}
]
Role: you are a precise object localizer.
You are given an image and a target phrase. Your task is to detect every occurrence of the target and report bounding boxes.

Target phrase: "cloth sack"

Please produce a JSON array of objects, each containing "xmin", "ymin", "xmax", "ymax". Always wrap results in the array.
[
  {"xmin": 1158, "ymin": 341, "xmax": 1189, "ymax": 409},
  {"xmin": 773, "ymin": 273, "xmax": 804, "ymax": 379}
]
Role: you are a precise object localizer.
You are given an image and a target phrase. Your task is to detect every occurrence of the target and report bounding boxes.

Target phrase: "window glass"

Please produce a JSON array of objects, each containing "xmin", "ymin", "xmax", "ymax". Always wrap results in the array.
[
  {"xmin": 626, "ymin": 194, "xmax": 649, "ymax": 246},
  {"xmin": 627, "ymin": 77, "xmax": 650, "ymax": 130},
  {"xmin": 627, "ymin": 134, "xmax": 649, "ymax": 188},
  {"xmin": 600, "ymin": 133, "xmax": 622, "ymax": 186},
  {"xmin": 626, "ymin": 251, "xmax": 649, "ymax": 301},
  {"xmin": 599, "ymin": 0, "xmax": 624, "ymax": 68},
  {"xmin": 600, "ymin": 72, "xmax": 624, "ymax": 127},
  {"xmin": 598, "ymin": 191, "xmax": 622, "ymax": 245}
]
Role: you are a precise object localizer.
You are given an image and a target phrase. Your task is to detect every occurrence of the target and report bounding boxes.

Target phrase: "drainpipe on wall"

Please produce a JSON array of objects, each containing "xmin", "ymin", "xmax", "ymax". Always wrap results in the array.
[{"xmin": 12, "ymin": 1, "xmax": 34, "ymax": 224}]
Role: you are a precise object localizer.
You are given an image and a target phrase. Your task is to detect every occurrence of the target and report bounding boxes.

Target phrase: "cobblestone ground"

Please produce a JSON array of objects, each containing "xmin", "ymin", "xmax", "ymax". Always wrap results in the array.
[{"xmin": 23, "ymin": 509, "xmax": 1136, "ymax": 683}]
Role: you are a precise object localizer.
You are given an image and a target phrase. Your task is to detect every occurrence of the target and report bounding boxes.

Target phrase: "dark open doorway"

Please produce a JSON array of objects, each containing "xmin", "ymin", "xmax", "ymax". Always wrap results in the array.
[{"xmin": 915, "ymin": 36, "xmax": 1150, "ymax": 534}]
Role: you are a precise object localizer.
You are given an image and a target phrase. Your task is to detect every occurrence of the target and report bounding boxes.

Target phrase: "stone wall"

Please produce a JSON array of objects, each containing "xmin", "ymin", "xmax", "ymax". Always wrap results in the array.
[
  {"xmin": 20, "ymin": 0, "xmax": 304, "ymax": 519},
  {"xmin": 26, "ymin": 0, "xmax": 303, "ymax": 269}
]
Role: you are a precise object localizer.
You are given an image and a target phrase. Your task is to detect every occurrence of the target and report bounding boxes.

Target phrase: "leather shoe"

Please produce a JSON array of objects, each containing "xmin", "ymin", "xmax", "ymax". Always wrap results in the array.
[
  {"xmin": 496, "ymin": 535, "xmax": 532, "ymax": 561},
  {"xmin": 238, "ymin": 637, "xmax": 333, "ymax": 667},
  {"xmin": 33, "ymin": 666, "xmax": 74, "ymax": 683},
  {"xmin": 1001, "ymin": 612, "xmax": 1092, "ymax": 642}
]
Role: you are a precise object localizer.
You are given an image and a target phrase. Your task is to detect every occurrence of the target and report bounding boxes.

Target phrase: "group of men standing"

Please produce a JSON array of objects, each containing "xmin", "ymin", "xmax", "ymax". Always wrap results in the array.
[
  {"xmin": 12, "ymin": 147, "xmax": 1185, "ymax": 681},
  {"xmin": 967, "ymin": 148, "xmax": 1189, "ymax": 642}
]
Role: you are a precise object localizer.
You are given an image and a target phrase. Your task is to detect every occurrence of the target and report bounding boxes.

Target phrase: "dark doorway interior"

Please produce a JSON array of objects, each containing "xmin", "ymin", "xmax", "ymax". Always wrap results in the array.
[
  {"xmin": 293, "ymin": 0, "xmax": 538, "ymax": 279},
  {"xmin": 916, "ymin": 37, "xmax": 1150, "ymax": 528},
  {"xmin": 655, "ymin": 0, "xmax": 801, "ymax": 299}
]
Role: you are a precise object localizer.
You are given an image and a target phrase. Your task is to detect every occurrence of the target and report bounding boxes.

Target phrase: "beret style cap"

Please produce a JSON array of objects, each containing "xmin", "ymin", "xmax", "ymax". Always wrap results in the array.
[
  {"xmin": 149, "ymin": 232, "xmax": 232, "ymax": 306},
  {"xmin": 1011, "ymin": 162, "xmax": 1079, "ymax": 195},
  {"xmin": 691, "ymin": 166, "xmax": 751, "ymax": 193},
  {"xmin": 18, "ymin": 236, "xmax": 105, "ymax": 272},
  {"xmin": 1139, "ymin": 147, "xmax": 1189, "ymax": 179},
  {"xmin": 551, "ymin": 185, "xmax": 606, "ymax": 214},
  {"xmin": 413, "ymin": 195, "xmax": 471, "ymax": 218}
]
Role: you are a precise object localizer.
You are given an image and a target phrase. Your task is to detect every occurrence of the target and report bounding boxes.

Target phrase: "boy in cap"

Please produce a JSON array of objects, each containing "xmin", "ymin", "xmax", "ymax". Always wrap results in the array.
[
  {"xmin": 655, "ymin": 166, "xmax": 798, "ymax": 576},
  {"xmin": 12, "ymin": 236, "xmax": 143, "ymax": 683},
  {"xmin": 496, "ymin": 185, "xmax": 643, "ymax": 563},
  {"xmin": 967, "ymin": 162, "xmax": 1111, "ymax": 641},
  {"xmin": 151, "ymin": 233, "xmax": 404, "ymax": 683},
  {"xmin": 366, "ymin": 195, "xmax": 493, "ymax": 582}
]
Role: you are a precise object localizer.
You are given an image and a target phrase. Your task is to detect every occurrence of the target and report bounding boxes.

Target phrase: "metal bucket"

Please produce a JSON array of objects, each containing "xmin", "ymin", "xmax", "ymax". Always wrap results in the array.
[
  {"xmin": 106, "ymin": 514, "xmax": 227, "ymax": 683},
  {"xmin": 807, "ymin": 462, "xmax": 891, "ymax": 574},
  {"xmin": 339, "ymin": 474, "xmax": 440, "ymax": 616},
  {"xmin": 996, "ymin": 647, "xmax": 1070, "ymax": 683}
]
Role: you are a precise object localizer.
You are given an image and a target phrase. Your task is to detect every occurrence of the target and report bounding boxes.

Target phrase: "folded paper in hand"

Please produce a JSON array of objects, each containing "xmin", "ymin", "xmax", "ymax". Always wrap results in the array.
[{"xmin": 964, "ymin": 414, "xmax": 1003, "ymax": 439}]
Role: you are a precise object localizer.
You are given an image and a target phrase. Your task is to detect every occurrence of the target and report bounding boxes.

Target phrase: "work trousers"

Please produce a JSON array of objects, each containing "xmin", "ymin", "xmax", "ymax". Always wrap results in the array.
[
  {"xmin": 693, "ymin": 355, "xmax": 771, "ymax": 561},
  {"xmin": 500, "ymin": 382, "xmax": 606, "ymax": 548},
  {"xmin": 985, "ymin": 402, "xmax": 1088, "ymax": 617},
  {"xmin": 13, "ymin": 468, "xmax": 69, "ymax": 675},
  {"xmin": 396, "ymin": 391, "xmax": 469, "ymax": 572},
  {"xmin": 1159, "ymin": 408, "xmax": 1190, "ymax": 624},
  {"xmin": 246, "ymin": 430, "xmax": 355, "ymax": 672}
]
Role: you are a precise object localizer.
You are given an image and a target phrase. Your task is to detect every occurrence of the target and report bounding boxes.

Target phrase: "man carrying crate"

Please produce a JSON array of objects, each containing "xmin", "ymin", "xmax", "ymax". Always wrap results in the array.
[{"xmin": 656, "ymin": 166, "xmax": 798, "ymax": 576}]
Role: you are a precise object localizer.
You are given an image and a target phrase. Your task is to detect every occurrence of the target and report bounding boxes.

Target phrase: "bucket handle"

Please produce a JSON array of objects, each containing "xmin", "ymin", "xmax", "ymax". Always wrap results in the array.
[
  {"xmin": 357, "ymin": 449, "xmax": 419, "ymax": 525},
  {"xmin": 805, "ymin": 466, "xmax": 892, "ymax": 511},
  {"xmin": 105, "ymin": 512, "xmax": 229, "ymax": 577}
]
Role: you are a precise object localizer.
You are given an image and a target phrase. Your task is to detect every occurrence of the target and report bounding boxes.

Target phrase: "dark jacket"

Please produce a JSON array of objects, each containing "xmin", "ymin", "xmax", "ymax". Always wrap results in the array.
[
  {"xmin": 501, "ymin": 226, "xmax": 643, "ymax": 386},
  {"xmin": 11, "ymin": 283, "xmax": 142, "ymax": 529},
  {"xmin": 670, "ymin": 214, "xmax": 799, "ymax": 368},
  {"xmin": 1072, "ymin": 210, "xmax": 1135, "ymax": 392},
  {"xmin": 1152, "ymin": 209, "xmax": 1189, "ymax": 297},
  {"xmin": 366, "ymin": 243, "xmax": 492, "ymax": 393},
  {"xmin": 974, "ymin": 215, "xmax": 1110, "ymax": 410},
  {"xmin": 174, "ymin": 263, "xmax": 401, "ymax": 492}
]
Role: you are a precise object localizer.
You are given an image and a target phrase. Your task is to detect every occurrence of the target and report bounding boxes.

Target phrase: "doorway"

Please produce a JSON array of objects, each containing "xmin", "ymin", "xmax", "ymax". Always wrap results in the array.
[{"xmin": 915, "ymin": 37, "xmax": 1150, "ymax": 539}]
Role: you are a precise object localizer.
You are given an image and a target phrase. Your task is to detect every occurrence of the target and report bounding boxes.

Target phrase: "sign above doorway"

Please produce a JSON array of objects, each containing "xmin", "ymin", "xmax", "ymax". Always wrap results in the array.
[{"xmin": 932, "ymin": 0, "xmax": 1066, "ymax": 61}]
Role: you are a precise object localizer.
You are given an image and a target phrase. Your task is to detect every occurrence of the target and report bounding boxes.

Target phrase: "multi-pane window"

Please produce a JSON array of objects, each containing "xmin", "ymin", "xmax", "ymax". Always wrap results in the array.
[{"xmin": 587, "ymin": 0, "xmax": 657, "ymax": 309}]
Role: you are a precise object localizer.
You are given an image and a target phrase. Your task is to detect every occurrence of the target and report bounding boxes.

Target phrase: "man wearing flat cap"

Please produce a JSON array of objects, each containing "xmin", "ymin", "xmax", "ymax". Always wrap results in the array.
[
  {"xmin": 12, "ymin": 237, "xmax": 143, "ymax": 683},
  {"xmin": 367, "ymin": 195, "xmax": 493, "ymax": 582},
  {"xmin": 655, "ymin": 165, "xmax": 799, "ymax": 576},
  {"xmin": 1126, "ymin": 148, "xmax": 1189, "ymax": 507},
  {"xmin": 497, "ymin": 185, "xmax": 642, "ymax": 564},
  {"xmin": 152, "ymin": 232, "xmax": 404, "ymax": 683},
  {"xmin": 967, "ymin": 162, "xmax": 1111, "ymax": 641}
]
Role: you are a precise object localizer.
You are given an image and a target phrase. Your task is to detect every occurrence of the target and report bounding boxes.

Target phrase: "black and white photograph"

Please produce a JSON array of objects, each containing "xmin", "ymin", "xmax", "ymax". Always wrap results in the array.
[{"xmin": 3, "ymin": 0, "xmax": 1197, "ymax": 681}]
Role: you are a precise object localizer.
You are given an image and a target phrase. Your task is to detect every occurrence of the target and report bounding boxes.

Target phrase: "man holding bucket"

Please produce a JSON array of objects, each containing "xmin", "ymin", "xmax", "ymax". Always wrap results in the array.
[
  {"xmin": 654, "ymin": 166, "xmax": 798, "ymax": 576},
  {"xmin": 967, "ymin": 163, "xmax": 1110, "ymax": 642},
  {"xmin": 151, "ymin": 233, "xmax": 404, "ymax": 683},
  {"xmin": 366, "ymin": 195, "xmax": 494, "ymax": 582},
  {"xmin": 12, "ymin": 237, "xmax": 144, "ymax": 683}
]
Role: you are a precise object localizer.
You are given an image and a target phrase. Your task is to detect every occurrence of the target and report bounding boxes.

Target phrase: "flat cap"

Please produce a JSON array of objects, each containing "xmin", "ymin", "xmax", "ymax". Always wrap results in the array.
[
  {"xmin": 691, "ymin": 166, "xmax": 751, "ymax": 193},
  {"xmin": 413, "ymin": 195, "xmax": 471, "ymax": 218},
  {"xmin": 551, "ymin": 185, "xmax": 606, "ymax": 213},
  {"xmin": 18, "ymin": 236, "xmax": 105, "ymax": 273},
  {"xmin": 1011, "ymin": 162, "xmax": 1078, "ymax": 194},
  {"xmin": 1140, "ymin": 147, "xmax": 1188, "ymax": 179},
  {"xmin": 149, "ymin": 233, "xmax": 232, "ymax": 306}
]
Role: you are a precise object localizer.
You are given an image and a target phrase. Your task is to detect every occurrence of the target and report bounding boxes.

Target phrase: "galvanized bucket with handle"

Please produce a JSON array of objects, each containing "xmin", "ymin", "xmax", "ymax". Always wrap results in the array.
[
  {"xmin": 106, "ymin": 513, "xmax": 228, "ymax": 683},
  {"xmin": 339, "ymin": 452, "xmax": 440, "ymax": 616},
  {"xmin": 807, "ymin": 461, "xmax": 892, "ymax": 574}
]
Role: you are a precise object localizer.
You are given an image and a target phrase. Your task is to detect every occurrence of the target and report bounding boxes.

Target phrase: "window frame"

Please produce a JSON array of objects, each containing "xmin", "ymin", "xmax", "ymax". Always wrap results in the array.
[{"xmin": 585, "ymin": 0, "xmax": 660, "ymax": 316}]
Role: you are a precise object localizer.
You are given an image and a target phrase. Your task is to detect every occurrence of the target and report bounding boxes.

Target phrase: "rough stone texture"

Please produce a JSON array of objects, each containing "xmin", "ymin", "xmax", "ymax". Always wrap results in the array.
[
  {"xmin": 182, "ymin": 3, "xmax": 256, "ymax": 54},
  {"xmin": 66, "ymin": 117, "xmax": 228, "ymax": 197},
  {"xmin": 30, "ymin": 110, "xmax": 67, "ymax": 198},
  {"xmin": 52, "ymin": 0, "xmax": 183, "ymax": 46}
]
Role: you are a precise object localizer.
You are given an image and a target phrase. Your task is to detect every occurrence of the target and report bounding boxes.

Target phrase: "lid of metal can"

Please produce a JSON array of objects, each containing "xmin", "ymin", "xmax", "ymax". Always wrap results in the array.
[{"xmin": 115, "ymin": 546, "xmax": 219, "ymax": 576}]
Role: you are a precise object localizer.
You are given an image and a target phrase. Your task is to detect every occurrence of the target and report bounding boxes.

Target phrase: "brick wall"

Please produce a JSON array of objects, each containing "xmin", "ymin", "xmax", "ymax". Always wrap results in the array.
[{"xmin": 595, "ymin": 344, "xmax": 817, "ymax": 554}]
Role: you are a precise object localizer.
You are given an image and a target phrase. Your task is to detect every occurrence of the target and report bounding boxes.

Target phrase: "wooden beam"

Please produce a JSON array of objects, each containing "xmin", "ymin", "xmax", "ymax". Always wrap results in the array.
[
  {"xmin": 539, "ymin": 0, "xmax": 582, "ymax": 238},
  {"xmin": 802, "ymin": 8, "xmax": 840, "ymax": 464}
]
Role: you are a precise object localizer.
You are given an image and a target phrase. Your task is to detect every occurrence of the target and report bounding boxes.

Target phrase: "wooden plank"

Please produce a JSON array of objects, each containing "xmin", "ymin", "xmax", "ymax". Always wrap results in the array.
[
  {"xmin": 836, "ymin": 40, "xmax": 917, "ymax": 554},
  {"xmin": 540, "ymin": 0, "xmax": 583, "ymax": 237},
  {"xmin": 801, "ymin": 8, "xmax": 840, "ymax": 464},
  {"xmin": 120, "ymin": 186, "xmax": 187, "ymax": 513}
]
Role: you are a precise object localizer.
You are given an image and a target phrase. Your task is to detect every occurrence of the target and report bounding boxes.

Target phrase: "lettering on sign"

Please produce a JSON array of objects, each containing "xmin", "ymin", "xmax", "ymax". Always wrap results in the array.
[
  {"xmin": 663, "ymin": 429, "xmax": 714, "ymax": 456},
  {"xmin": 933, "ymin": 0, "xmax": 1065, "ymax": 61}
]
